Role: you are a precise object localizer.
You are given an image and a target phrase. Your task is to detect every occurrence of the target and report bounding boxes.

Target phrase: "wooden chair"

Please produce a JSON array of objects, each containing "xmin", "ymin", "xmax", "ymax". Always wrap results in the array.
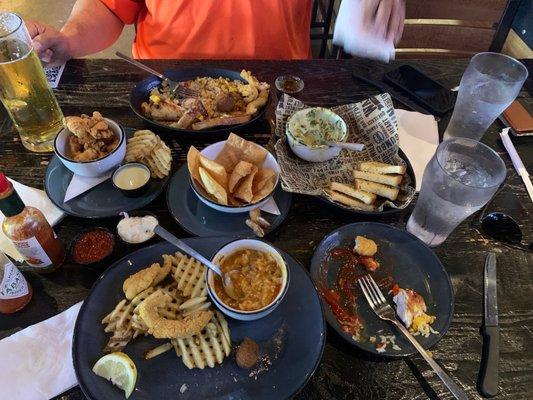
[{"xmin": 396, "ymin": 0, "xmax": 521, "ymax": 58}]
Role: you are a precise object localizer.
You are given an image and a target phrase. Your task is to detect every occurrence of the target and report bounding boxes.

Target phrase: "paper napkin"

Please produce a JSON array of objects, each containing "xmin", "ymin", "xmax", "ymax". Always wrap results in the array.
[
  {"xmin": 395, "ymin": 109, "xmax": 439, "ymax": 191},
  {"xmin": 260, "ymin": 197, "xmax": 281, "ymax": 215},
  {"xmin": 0, "ymin": 302, "xmax": 82, "ymax": 400},
  {"xmin": 333, "ymin": 0, "xmax": 395, "ymax": 62},
  {"xmin": 0, "ymin": 178, "xmax": 65, "ymax": 262},
  {"xmin": 63, "ymin": 172, "xmax": 112, "ymax": 203}
]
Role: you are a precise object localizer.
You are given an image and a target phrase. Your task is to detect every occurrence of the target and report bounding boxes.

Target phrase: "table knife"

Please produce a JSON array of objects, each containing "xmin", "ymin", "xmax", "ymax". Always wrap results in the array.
[
  {"xmin": 478, "ymin": 252, "xmax": 499, "ymax": 397},
  {"xmin": 351, "ymin": 71, "xmax": 432, "ymax": 115}
]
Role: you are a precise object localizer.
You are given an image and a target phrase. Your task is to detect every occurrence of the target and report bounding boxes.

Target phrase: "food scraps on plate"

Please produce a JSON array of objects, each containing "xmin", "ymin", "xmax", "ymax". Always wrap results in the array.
[
  {"xmin": 320, "ymin": 235, "xmax": 438, "ymax": 352},
  {"xmin": 141, "ymin": 70, "xmax": 269, "ymax": 130}
]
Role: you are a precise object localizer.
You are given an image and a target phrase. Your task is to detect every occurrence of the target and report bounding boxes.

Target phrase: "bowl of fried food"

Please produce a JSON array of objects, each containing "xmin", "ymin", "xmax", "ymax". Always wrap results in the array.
[
  {"xmin": 206, "ymin": 238, "xmax": 289, "ymax": 321},
  {"xmin": 54, "ymin": 111, "xmax": 126, "ymax": 177},
  {"xmin": 286, "ymin": 107, "xmax": 348, "ymax": 162},
  {"xmin": 186, "ymin": 133, "xmax": 280, "ymax": 213},
  {"xmin": 131, "ymin": 68, "xmax": 270, "ymax": 135}
]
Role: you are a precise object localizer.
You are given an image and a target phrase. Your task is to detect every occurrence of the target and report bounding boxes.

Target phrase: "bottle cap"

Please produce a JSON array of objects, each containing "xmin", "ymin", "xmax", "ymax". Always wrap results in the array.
[{"xmin": 0, "ymin": 173, "xmax": 10, "ymax": 194}]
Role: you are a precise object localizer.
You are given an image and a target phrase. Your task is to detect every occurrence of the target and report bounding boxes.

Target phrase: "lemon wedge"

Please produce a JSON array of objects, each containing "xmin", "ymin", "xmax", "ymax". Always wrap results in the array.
[{"xmin": 92, "ymin": 352, "xmax": 137, "ymax": 398}]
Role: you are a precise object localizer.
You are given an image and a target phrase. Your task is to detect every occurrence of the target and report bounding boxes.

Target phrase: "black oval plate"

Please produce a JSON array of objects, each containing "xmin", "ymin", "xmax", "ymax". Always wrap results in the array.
[
  {"xmin": 310, "ymin": 222, "xmax": 453, "ymax": 357},
  {"xmin": 130, "ymin": 68, "xmax": 270, "ymax": 136},
  {"xmin": 44, "ymin": 128, "xmax": 170, "ymax": 218},
  {"xmin": 316, "ymin": 148, "xmax": 416, "ymax": 216},
  {"xmin": 166, "ymin": 164, "xmax": 292, "ymax": 237},
  {"xmin": 73, "ymin": 238, "xmax": 325, "ymax": 400}
]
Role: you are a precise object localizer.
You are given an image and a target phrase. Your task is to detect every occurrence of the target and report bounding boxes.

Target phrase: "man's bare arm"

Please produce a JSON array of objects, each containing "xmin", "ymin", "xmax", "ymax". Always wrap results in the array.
[{"xmin": 28, "ymin": 0, "xmax": 125, "ymax": 66}]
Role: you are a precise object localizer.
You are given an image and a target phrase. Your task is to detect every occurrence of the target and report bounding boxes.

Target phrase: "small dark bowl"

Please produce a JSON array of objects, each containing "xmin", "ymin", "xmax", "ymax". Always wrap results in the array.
[
  {"xmin": 71, "ymin": 227, "xmax": 115, "ymax": 265},
  {"xmin": 112, "ymin": 163, "xmax": 151, "ymax": 197},
  {"xmin": 116, "ymin": 210, "xmax": 159, "ymax": 245}
]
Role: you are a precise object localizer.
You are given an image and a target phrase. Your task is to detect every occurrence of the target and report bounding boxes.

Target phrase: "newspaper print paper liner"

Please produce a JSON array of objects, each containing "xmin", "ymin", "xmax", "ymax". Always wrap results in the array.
[{"xmin": 274, "ymin": 93, "xmax": 415, "ymax": 211}]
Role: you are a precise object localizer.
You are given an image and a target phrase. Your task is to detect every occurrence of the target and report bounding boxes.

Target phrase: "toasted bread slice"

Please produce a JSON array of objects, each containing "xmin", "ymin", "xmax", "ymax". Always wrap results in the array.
[
  {"xmin": 353, "ymin": 236, "xmax": 378, "ymax": 256},
  {"xmin": 355, "ymin": 179, "xmax": 399, "ymax": 201},
  {"xmin": 359, "ymin": 161, "xmax": 406, "ymax": 175},
  {"xmin": 353, "ymin": 170, "xmax": 403, "ymax": 187},
  {"xmin": 326, "ymin": 189, "xmax": 377, "ymax": 211},
  {"xmin": 329, "ymin": 182, "xmax": 376, "ymax": 205}
]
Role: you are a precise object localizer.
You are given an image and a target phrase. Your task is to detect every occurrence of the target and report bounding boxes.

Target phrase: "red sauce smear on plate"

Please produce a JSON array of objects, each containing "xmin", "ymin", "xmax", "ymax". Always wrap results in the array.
[
  {"xmin": 319, "ymin": 246, "xmax": 393, "ymax": 338},
  {"xmin": 73, "ymin": 229, "xmax": 114, "ymax": 264}
]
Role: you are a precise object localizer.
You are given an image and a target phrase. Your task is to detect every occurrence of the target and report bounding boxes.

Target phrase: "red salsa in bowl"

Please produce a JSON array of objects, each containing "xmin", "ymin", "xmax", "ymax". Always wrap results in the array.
[{"xmin": 72, "ymin": 228, "xmax": 115, "ymax": 264}]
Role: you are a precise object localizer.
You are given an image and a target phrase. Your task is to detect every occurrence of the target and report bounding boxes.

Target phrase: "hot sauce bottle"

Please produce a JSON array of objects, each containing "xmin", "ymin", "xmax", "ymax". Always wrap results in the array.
[
  {"xmin": 0, "ymin": 173, "xmax": 65, "ymax": 272},
  {"xmin": 0, "ymin": 250, "xmax": 32, "ymax": 313}
]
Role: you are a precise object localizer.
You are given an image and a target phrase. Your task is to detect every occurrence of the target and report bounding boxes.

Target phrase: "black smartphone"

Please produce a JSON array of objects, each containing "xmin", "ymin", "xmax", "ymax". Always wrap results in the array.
[{"xmin": 383, "ymin": 65, "xmax": 455, "ymax": 116}]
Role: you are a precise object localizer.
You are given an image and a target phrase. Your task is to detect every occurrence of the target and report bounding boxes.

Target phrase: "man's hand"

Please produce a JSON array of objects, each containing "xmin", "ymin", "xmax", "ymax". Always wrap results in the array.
[
  {"xmin": 27, "ymin": 21, "xmax": 72, "ymax": 67},
  {"xmin": 361, "ymin": 0, "xmax": 405, "ymax": 45}
]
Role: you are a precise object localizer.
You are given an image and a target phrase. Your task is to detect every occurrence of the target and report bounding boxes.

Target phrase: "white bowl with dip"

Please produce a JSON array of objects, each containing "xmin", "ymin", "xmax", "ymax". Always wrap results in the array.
[
  {"xmin": 190, "ymin": 141, "xmax": 281, "ymax": 214},
  {"xmin": 112, "ymin": 162, "xmax": 151, "ymax": 197},
  {"xmin": 206, "ymin": 239, "xmax": 289, "ymax": 321},
  {"xmin": 117, "ymin": 211, "xmax": 158, "ymax": 244},
  {"xmin": 286, "ymin": 107, "xmax": 348, "ymax": 162},
  {"xmin": 54, "ymin": 118, "xmax": 126, "ymax": 177}
]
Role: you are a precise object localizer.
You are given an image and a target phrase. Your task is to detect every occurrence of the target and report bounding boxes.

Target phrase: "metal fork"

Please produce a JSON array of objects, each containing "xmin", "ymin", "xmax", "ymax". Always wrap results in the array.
[
  {"xmin": 358, "ymin": 275, "xmax": 469, "ymax": 400},
  {"xmin": 116, "ymin": 52, "xmax": 198, "ymax": 98}
]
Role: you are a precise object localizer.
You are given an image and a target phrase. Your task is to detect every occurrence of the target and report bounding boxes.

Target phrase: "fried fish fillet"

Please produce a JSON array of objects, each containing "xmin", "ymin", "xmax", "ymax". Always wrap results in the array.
[
  {"xmin": 123, "ymin": 262, "xmax": 171, "ymax": 300},
  {"xmin": 138, "ymin": 291, "xmax": 213, "ymax": 339}
]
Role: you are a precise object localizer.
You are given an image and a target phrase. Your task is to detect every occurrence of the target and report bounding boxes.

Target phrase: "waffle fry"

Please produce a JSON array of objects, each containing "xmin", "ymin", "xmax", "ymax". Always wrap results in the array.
[
  {"xmin": 100, "ymin": 251, "xmax": 231, "ymax": 369},
  {"xmin": 124, "ymin": 130, "xmax": 172, "ymax": 178},
  {"xmin": 145, "ymin": 343, "xmax": 173, "ymax": 360},
  {"xmin": 172, "ymin": 311, "xmax": 232, "ymax": 369},
  {"xmin": 170, "ymin": 251, "xmax": 208, "ymax": 298}
]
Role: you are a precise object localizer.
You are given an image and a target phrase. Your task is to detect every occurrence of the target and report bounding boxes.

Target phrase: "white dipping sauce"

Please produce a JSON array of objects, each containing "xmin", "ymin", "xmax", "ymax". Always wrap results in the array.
[{"xmin": 117, "ymin": 215, "xmax": 158, "ymax": 243}]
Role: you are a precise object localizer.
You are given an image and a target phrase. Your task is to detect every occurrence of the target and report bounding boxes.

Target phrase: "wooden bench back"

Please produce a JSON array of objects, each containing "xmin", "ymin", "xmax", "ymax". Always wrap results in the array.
[{"xmin": 397, "ymin": 0, "xmax": 514, "ymax": 58}]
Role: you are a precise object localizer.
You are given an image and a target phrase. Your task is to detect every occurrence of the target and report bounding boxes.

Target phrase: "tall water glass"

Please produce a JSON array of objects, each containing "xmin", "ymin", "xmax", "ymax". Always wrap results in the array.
[
  {"xmin": 444, "ymin": 52, "xmax": 528, "ymax": 141},
  {"xmin": 407, "ymin": 138, "xmax": 506, "ymax": 247},
  {"xmin": 0, "ymin": 12, "xmax": 63, "ymax": 152}
]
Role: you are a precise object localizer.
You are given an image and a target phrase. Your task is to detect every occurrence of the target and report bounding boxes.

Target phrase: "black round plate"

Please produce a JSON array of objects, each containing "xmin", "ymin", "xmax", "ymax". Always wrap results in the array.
[
  {"xmin": 310, "ymin": 222, "xmax": 454, "ymax": 357},
  {"xmin": 316, "ymin": 148, "xmax": 416, "ymax": 216},
  {"xmin": 166, "ymin": 164, "xmax": 292, "ymax": 237},
  {"xmin": 73, "ymin": 238, "xmax": 325, "ymax": 400},
  {"xmin": 44, "ymin": 129, "xmax": 169, "ymax": 218},
  {"xmin": 130, "ymin": 68, "xmax": 269, "ymax": 136}
]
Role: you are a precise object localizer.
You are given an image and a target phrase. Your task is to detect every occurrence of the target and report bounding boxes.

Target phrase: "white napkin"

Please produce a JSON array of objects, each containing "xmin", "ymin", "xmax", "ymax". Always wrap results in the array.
[
  {"xmin": 0, "ymin": 179, "xmax": 65, "ymax": 262},
  {"xmin": 64, "ymin": 173, "xmax": 112, "ymax": 203},
  {"xmin": 260, "ymin": 197, "xmax": 281, "ymax": 215},
  {"xmin": 395, "ymin": 109, "xmax": 439, "ymax": 190},
  {"xmin": 0, "ymin": 302, "xmax": 82, "ymax": 400},
  {"xmin": 333, "ymin": 0, "xmax": 395, "ymax": 62}
]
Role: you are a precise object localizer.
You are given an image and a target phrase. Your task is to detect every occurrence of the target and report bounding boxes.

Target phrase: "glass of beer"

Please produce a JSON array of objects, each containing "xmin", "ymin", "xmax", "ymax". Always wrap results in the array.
[{"xmin": 0, "ymin": 12, "xmax": 63, "ymax": 152}]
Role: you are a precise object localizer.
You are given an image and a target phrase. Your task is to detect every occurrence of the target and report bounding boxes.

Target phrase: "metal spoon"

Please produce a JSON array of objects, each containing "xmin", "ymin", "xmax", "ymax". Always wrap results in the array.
[
  {"xmin": 326, "ymin": 141, "xmax": 365, "ymax": 152},
  {"xmin": 153, "ymin": 225, "xmax": 243, "ymax": 300}
]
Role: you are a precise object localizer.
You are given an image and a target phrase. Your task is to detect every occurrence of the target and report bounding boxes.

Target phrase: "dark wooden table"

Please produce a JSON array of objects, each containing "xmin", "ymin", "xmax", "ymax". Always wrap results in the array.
[{"xmin": 0, "ymin": 58, "xmax": 532, "ymax": 400}]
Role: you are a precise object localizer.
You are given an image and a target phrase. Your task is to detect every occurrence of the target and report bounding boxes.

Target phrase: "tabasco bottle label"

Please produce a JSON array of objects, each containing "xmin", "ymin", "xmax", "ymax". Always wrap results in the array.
[
  {"xmin": 0, "ymin": 262, "xmax": 29, "ymax": 299},
  {"xmin": 11, "ymin": 236, "xmax": 53, "ymax": 268}
]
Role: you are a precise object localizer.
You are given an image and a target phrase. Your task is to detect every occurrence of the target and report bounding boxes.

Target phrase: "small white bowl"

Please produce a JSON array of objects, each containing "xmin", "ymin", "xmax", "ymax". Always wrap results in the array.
[
  {"xmin": 190, "ymin": 141, "xmax": 280, "ymax": 214},
  {"xmin": 54, "ymin": 118, "xmax": 126, "ymax": 177},
  {"xmin": 206, "ymin": 239, "xmax": 289, "ymax": 321},
  {"xmin": 286, "ymin": 107, "xmax": 348, "ymax": 163}
]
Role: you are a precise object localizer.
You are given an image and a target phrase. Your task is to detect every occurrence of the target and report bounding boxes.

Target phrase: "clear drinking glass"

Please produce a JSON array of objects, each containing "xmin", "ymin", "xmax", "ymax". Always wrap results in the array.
[
  {"xmin": 443, "ymin": 52, "xmax": 528, "ymax": 141},
  {"xmin": 0, "ymin": 12, "xmax": 63, "ymax": 152},
  {"xmin": 407, "ymin": 138, "xmax": 506, "ymax": 247}
]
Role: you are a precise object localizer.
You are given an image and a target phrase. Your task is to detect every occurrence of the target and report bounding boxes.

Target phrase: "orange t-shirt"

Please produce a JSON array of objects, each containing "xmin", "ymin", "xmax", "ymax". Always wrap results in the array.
[{"xmin": 99, "ymin": 0, "xmax": 313, "ymax": 59}]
